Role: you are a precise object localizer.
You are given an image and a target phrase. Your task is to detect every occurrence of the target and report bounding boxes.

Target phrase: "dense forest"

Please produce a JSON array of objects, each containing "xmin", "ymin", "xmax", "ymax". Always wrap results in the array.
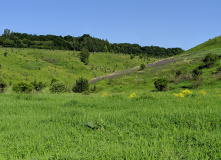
[{"xmin": 0, "ymin": 29, "xmax": 184, "ymax": 57}]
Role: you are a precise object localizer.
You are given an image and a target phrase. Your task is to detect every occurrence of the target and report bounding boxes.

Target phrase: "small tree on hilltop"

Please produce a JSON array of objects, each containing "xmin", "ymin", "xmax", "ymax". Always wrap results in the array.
[
  {"xmin": 73, "ymin": 77, "xmax": 89, "ymax": 93},
  {"xmin": 79, "ymin": 48, "xmax": 90, "ymax": 65}
]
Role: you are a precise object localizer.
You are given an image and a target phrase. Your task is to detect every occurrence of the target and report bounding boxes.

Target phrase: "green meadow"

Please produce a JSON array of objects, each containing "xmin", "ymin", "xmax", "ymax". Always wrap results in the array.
[{"xmin": 0, "ymin": 89, "xmax": 221, "ymax": 159}]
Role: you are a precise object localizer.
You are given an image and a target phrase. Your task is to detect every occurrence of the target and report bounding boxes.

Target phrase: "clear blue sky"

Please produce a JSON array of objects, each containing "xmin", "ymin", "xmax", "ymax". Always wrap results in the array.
[{"xmin": 1, "ymin": 0, "xmax": 221, "ymax": 50}]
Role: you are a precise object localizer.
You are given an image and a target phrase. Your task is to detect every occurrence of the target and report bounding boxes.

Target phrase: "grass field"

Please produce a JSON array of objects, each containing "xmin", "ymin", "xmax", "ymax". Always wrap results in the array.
[{"xmin": 0, "ymin": 88, "xmax": 221, "ymax": 159}]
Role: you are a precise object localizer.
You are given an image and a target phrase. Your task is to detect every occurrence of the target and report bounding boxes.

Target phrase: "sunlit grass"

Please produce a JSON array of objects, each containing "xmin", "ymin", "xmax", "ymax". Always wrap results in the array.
[{"xmin": 0, "ymin": 90, "xmax": 220, "ymax": 159}]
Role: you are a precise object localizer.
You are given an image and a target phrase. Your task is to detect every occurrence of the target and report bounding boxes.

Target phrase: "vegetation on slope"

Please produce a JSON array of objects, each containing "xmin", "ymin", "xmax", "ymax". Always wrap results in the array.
[
  {"xmin": 0, "ymin": 47, "xmax": 151, "ymax": 87},
  {"xmin": 0, "ymin": 29, "xmax": 184, "ymax": 57},
  {"xmin": 185, "ymin": 35, "xmax": 221, "ymax": 53}
]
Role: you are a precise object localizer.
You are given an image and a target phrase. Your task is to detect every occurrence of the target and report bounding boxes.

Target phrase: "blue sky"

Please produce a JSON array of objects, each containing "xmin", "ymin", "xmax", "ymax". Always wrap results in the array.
[{"xmin": 1, "ymin": 0, "xmax": 221, "ymax": 50}]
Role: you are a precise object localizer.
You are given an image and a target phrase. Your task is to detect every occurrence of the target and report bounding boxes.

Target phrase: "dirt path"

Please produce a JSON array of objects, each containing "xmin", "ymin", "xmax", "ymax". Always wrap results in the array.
[
  {"xmin": 89, "ymin": 52, "xmax": 196, "ymax": 84},
  {"xmin": 89, "ymin": 57, "xmax": 178, "ymax": 84}
]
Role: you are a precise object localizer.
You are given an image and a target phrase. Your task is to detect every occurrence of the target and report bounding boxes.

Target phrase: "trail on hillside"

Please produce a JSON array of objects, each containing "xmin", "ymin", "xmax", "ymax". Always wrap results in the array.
[
  {"xmin": 89, "ymin": 52, "xmax": 196, "ymax": 84},
  {"xmin": 89, "ymin": 57, "xmax": 179, "ymax": 84}
]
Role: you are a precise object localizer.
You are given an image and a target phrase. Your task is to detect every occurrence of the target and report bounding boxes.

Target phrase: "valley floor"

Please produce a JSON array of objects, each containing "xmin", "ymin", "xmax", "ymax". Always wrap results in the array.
[{"xmin": 0, "ymin": 89, "xmax": 220, "ymax": 159}]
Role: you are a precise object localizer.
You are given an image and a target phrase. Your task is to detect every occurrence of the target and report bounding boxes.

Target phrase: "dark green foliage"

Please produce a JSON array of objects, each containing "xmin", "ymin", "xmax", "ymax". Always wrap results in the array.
[
  {"xmin": 31, "ymin": 80, "xmax": 46, "ymax": 92},
  {"xmin": 140, "ymin": 64, "xmax": 145, "ymax": 70},
  {"xmin": 154, "ymin": 78, "xmax": 168, "ymax": 91},
  {"xmin": 12, "ymin": 81, "xmax": 34, "ymax": 93},
  {"xmin": 0, "ymin": 78, "xmax": 7, "ymax": 93},
  {"xmin": 130, "ymin": 54, "xmax": 135, "ymax": 59},
  {"xmin": 73, "ymin": 77, "xmax": 89, "ymax": 93},
  {"xmin": 4, "ymin": 52, "xmax": 7, "ymax": 57},
  {"xmin": 202, "ymin": 53, "xmax": 219, "ymax": 68},
  {"xmin": 50, "ymin": 82, "xmax": 66, "ymax": 93},
  {"xmin": 192, "ymin": 68, "xmax": 203, "ymax": 80},
  {"xmin": 50, "ymin": 77, "xmax": 59, "ymax": 85},
  {"xmin": 79, "ymin": 48, "xmax": 90, "ymax": 65},
  {"xmin": 175, "ymin": 70, "xmax": 182, "ymax": 77},
  {"xmin": 0, "ymin": 29, "xmax": 183, "ymax": 58}
]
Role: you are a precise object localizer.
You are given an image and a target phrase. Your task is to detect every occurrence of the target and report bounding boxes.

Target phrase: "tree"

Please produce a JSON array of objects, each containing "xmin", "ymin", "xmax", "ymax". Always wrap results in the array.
[
  {"xmin": 154, "ymin": 78, "xmax": 168, "ymax": 91},
  {"xmin": 73, "ymin": 77, "xmax": 89, "ymax": 93},
  {"xmin": 79, "ymin": 48, "xmax": 90, "ymax": 65}
]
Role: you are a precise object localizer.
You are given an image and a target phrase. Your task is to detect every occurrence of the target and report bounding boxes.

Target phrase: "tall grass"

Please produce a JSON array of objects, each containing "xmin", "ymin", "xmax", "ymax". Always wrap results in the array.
[{"xmin": 0, "ymin": 90, "xmax": 220, "ymax": 159}]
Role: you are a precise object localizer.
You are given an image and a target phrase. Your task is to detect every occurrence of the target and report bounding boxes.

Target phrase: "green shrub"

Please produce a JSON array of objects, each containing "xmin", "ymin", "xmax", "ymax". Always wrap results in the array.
[
  {"xmin": 12, "ymin": 81, "xmax": 34, "ymax": 93},
  {"xmin": 175, "ymin": 70, "xmax": 182, "ymax": 77},
  {"xmin": 49, "ymin": 82, "xmax": 66, "ymax": 93},
  {"xmin": 202, "ymin": 53, "xmax": 219, "ymax": 68},
  {"xmin": 79, "ymin": 48, "xmax": 90, "ymax": 65},
  {"xmin": 50, "ymin": 77, "xmax": 59, "ymax": 85},
  {"xmin": 192, "ymin": 68, "xmax": 203, "ymax": 80},
  {"xmin": 31, "ymin": 80, "xmax": 46, "ymax": 92},
  {"xmin": 73, "ymin": 77, "xmax": 89, "ymax": 93},
  {"xmin": 154, "ymin": 78, "xmax": 168, "ymax": 91},
  {"xmin": 130, "ymin": 54, "xmax": 135, "ymax": 59},
  {"xmin": 4, "ymin": 52, "xmax": 7, "ymax": 57},
  {"xmin": 140, "ymin": 64, "xmax": 145, "ymax": 70},
  {"xmin": 0, "ymin": 78, "xmax": 7, "ymax": 93}
]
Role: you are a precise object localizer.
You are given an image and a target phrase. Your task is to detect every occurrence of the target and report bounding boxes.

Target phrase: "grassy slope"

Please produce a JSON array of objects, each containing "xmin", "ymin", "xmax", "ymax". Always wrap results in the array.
[
  {"xmin": 0, "ymin": 48, "xmax": 148, "ymax": 85},
  {"xmin": 93, "ymin": 45, "xmax": 221, "ymax": 93}
]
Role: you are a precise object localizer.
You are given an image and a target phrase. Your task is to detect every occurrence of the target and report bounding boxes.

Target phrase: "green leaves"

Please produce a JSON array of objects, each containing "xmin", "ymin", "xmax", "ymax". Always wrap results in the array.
[{"xmin": 79, "ymin": 48, "xmax": 90, "ymax": 65}]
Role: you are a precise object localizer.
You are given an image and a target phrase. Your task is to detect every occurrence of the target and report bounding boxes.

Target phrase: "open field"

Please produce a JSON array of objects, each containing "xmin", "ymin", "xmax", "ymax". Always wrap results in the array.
[{"xmin": 0, "ymin": 88, "xmax": 221, "ymax": 159}]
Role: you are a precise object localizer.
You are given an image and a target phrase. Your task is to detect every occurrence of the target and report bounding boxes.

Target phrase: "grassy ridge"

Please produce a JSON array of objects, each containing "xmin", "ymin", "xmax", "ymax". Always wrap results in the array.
[
  {"xmin": 0, "ymin": 90, "xmax": 220, "ymax": 159},
  {"xmin": 0, "ymin": 48, "xmax": 148, "ymax": 85},
  {"xmin": 185, "ymin": 35, "xmax": 221, "ymax": 53}
]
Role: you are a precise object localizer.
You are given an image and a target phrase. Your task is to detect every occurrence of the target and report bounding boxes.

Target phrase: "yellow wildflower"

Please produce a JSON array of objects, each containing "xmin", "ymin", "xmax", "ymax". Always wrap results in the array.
[
  {"xmin": 102, "ymin": 92, "xmax": 108, "ymax": 97},
  {"xmin": 181, "ymin": 89, "xmax": 192, "ymax": 95},
  {"xmin": 198, "ymin": 90, "xmax": 206, "ymax": 95},
  {"xmin": 129, "ymin": 93, "xmax": 136, "ymax": 99},
  {"xmin": 173, "ymin": 93, "xmax": 185, "ymax": 98}
]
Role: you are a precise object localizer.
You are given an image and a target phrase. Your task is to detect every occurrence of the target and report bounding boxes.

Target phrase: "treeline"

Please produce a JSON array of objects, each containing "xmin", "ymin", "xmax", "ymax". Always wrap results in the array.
[{"xmin": 0, "ymin": 29, "xmax": 184, "ymax": 57}]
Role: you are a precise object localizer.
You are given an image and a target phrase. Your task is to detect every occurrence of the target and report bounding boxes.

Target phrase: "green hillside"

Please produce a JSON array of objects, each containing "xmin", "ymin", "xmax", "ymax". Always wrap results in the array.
[
  {"xmin": 0, "ymin": 47, "xmax": 153, "ymax": 86},
  {"xmin": 93, "ymin": 36, "xmax": 221, "ymax": 93},
  {"xmin": 185, "ymin": 35, "xmax": 221, "ymax": 53}
]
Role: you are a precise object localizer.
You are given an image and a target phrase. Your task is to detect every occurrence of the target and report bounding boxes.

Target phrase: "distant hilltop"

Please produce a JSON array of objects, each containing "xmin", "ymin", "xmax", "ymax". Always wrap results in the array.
[{"xmin": 0, "ymin": 29, "xmax": 184, "ymax": 58}]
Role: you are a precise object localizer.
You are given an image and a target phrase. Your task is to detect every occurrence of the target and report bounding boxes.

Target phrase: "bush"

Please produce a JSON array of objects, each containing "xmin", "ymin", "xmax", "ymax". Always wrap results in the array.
[
  {"xmin": 0, "ymin": 78, "xmax": 7, "ymax": 93},
  {"xmin": 79, "ymin": 48, "xmax": 90, "ymax": 65},
  {"xmin": 154, "ymin": 78, "xmax": 168, "ymax": 91},
  {"xmin": 202, "ymin": 53, "xmax": 219, "ymax": 68},
  {"xmin": 49, "ymin": 82, "xmax": 66, "ymax": 93},
  {"xmin": 31, "ymin": 80, "xmax": 46, "ymax": 92},
  {"xmin": 140, "ymin": 64, "xmax": 145, "ymax": 70},
  {"xmin": 73, "ymin": 77, "xmax": 89, "ymax": 93},
  {"xmin": 175, "ymin": 70, "xmax": 182, "ymax": 77},
  {"xmin": 12, "ymin": 81, "xmax": 34, "ymax": 93},
  {"xmin": 50, "ymin": 77, "xmax": 59, "ymax": 85},
  {"xmin": 130, "ymin": 54, "xmax": 135, "ymax": 59},
  {"xmin": 192, "ymin": 68, "xmax": 203, "ymax": 80}
]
